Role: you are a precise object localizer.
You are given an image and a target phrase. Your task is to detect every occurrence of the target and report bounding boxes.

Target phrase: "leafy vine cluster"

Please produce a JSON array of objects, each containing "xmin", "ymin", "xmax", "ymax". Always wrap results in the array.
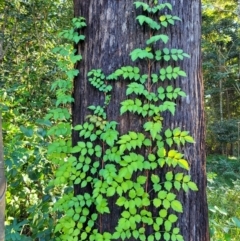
[{"xmin": 47, "ymin": 1, "xmax": 198, "ymax": 241}]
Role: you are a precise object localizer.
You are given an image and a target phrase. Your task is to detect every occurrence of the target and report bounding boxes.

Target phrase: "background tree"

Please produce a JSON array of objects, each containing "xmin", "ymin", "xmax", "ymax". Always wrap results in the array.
[
  {"xmin": 202, "ymin": 0, "xmax": 240, "ymax": 155},
  {"xmin": 73, "ymin": 0, "xmax": 209, "ymax": 240}
]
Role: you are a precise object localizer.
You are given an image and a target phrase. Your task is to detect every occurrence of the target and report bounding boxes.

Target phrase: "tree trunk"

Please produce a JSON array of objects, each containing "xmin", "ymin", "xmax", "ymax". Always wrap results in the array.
[
  {"xmin": 72, "ymin": 1, "xmax": 209, "ymax": 240},
  {"xmin": 0, "ymin": 113, "xmax": 6, "ymax": 241}
]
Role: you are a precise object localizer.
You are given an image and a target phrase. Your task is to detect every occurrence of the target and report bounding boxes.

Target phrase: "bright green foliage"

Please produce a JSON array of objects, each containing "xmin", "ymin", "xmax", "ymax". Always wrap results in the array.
[
  {"xmin": 155, "ymin": 48, "xmax": 190, "ymax": 61},
  {"xmin": 158, "ymin": 86, "xmax": 186, "ymax": 100},
  {"xmin": 207, "ymin": 155, "xmax": 240, "ymax": 240},
  {"xmin": 48, "ymin": 1, "xmax": 198, "ymax": 241},
  {"xmin": 44, "ymin": 17, "xmax": 87, "ymax": 241},
  {"xmin": 159, "ymin": 66, "xmax": 187, "ymax": 81},
  {"xmin": 1, "ymin": 0, "xmax": 73, "ymax": 240},
  {"xmin": 134, "ymin": 2, "xmax": 172, "ymax": 13},
  {"xmin": 59, "ymin": 17, "xmax": 86, "ymax": 43},
  {"xmin": 146, "ymin": 34, "xmax": 169, "ymax": 45},
  {"xmin": 136, "ymin": 15, "xmax": 161, "ymax": 30},
  {"xmin": 159, "ymin": 14, "xmax": 181, "ymax": 27},
  {"xmin": 88, "ymin": 69, "xmax": 112, "ymax": 92},
  {"xmin": 130, "ymin": 48, "xmax": 154, "ymax": 61},
  {"xmin": 108, "ymin": 66, "xmax": 141, "ymax": 81}
]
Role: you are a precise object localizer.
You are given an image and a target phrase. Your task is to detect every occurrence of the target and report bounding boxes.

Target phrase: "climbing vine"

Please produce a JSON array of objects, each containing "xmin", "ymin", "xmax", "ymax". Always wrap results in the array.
[{"xmin": 48, "ymin": 1, "xmax": 198, "ymax": 241}]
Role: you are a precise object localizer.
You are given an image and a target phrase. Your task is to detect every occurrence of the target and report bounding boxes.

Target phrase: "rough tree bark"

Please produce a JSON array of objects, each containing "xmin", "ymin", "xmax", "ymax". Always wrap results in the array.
[
  {"xmin": 72, "ymin": 1, "xmax": 209, "ymax": 240},
  {"xmin": 0, "ymin": 113, "xmax": 6, "ymax": 241}
]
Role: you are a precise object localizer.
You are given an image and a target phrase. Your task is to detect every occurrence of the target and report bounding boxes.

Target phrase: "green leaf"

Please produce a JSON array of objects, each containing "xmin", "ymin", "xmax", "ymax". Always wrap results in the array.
[
  {"xmin": 146, "ymin": 34, "xmax": 169, "ymax": 45},
  {"xmin": 129, "ymin": 131, "xmax": 138, "ymax": 139},
  {"xmin": 147, "ymin": 235, "xmax": 154, "ymax": 241},
  {"xmin": 175, "ymin": 172, "xmax": 183, "ymax": 180},
  {"xmin": 168, "ymin": 214, "xmax": 178, "ymax": 223},
  {"xmin": 157, "ymin": 147, "xmax": 166, "ymax": 157},
  {"xmin": 70, "ymin": 54, "xmax": 82, "ymax": 63},
  {"xmin": 20, "ymin": 126, "xmax": 34, "ymax": 137},
  {"xmin": 163, "ymin": 199, "xmax": 170, "ymax": 209},
  {"xmin": 90, "ymin": 134, "xmax": 97, "ymax": 141},
  {"xmin": 164, "ymin": 55, "xmax": 171, "ymax": 61},
  {"xmin": 174, "ymin": 181, "xmax": 181, "ymax": 191},
  {"xmin": 116, "ymin": 186, "xmax": 123, "ymax": 196},
  {"xmin": 188, "ymin": 181, "xmax": 198, "ymax": 191},
  {"xmin": 137, "ymin": 175, "xmax": 147, "ymax": 184},
  {"xmin": 151, "ymin": 174, "xmax": 160, "ymax": 184},
  {"xmin": 176, "ymin": 234, "xmax": 184, "ymax": 241},
  {"xmin": 122, "ymin": 181, "xmax": 129, "ymax": 192},
  {"xmin": 166, "ymin": 86, "xmax": 173, "ymax": 92},
  {"xmin": 112, "ymin": 232, "xmax": 121, "ymax": 239},
  {"xmin": 183, "ymin": 175, "xmax": 191, "ymax": 182},
  {"xmin": 71, "ymin": 146, "xmax": 82, "ymax": 153},
  {"xmin": 182, "ymin": 183, "xmax": 189, "ymax": 192},
  {"xmin": 116, "ymin": 197, "xmax": 126, "ymax": 206},
  {"xmin": 81, "ymin": 232, "xmax": 88, "ymax": 240},
  {"xmin": 178, "ymin": 70, "xmax": 187, "ymax": 77},
  {"xmin": 173, "ymin": 128, "xmax": 181, "ymax": 136},
  {"xmin": 173, "ymin": 227, "xmax": 180, "ymax": 234},
  {"xmin": 165, "ymin": 171, "xmax": 173, "ymax": 181},
  {"xmin": 155, "ymin": 232, "xmax": 161, "ymax": 240},
  {"xmin": 166, "ymin": 66, "xmax": 172, "ymax": 74},
  {"xmin": 107, "ymin": 187, "xmax": 115, "ymax": 197},
  {"xmin": 184, "ymin": 135, "xmax": 195, "ymax": 143},
  {"xmin": 131, "ymin": 230, "xmax": 139, "ymax": 239},
  {"xmin": 164, "ymin": 220, "xmax": 172, "ymax": 231},
  {"xmin": 161, "ymin": 21, "xmax": 168, "ymax": 27},
  {"xmin": 151, "ymin": 74, "xmax": 158, "ymax": 83},
  {"xmin": 153, "ymin": 198, "xmax": 162, "ymax": 208},
  {"xmin": 122, "ymin": 211, "xmax": 130, "ymax": 219},
  {"xmin": 142, "ymin": 197, "xmax": 150, "ymax": 206},
  {"xmin": 162, "ymin": 233, "xmax": 171, "ymax": 241},
  {"xmin": 129, "ymin": 189, "xmax": 137, "ymax": 199},
  {"xmin": 143, "ymin": 138, "xmax": 152, "ymax": 146},
  {"xmin": 166, "ymin": 138, "xmax": 173, "ymax": 147},
  {"xmin": 148, "ymin": 153, "xmax": 156, "ymax": 162},
  {"xmin": 130, "ymin": 48, "xmax": 154, "ymax": 61},
  {"xmin": 172, "ymin": 54, "xmax": 178, "ymax": 61},
  {"xmin": 178, "ymin": 91, "xmax": 187, "ymax": 97},
  {"xmin": 171, "ymin": 200, "xmax": 183, "ymax": 212},
  {"xmin": 139, "ymin": 234, "xmax": 146, "ymax": 241},
  {"xmin": 159, "ymin": 209, "xmax": 167, "ymax": 218},
  {"xmin": 164, "ymin": 181, "xmax": 172, "ymax": 191},
  {"xmin": 134, "ymin": 1, "xmax": 150, "ymax": 11},
  {"xmin": 166, "ymin": 193, "xmax": 176, "ymax": 201},
  {"xmin": 158, "ymin": 190, "xmax": 167, "ymax": 199},
  {"xmin": 144, "ymin": 121, "xmax": 162, "ymax": 140},
  {"xmin": 83, "ymin": 164, "xmax": 90, "ymax": 172},
  {"xmin": 136, "ymin": 15, "xmax": 160, "ymax": 30},
  {"xmin": 165, "ymin": 129, "xmax": 172, "ymax": 138},
  {"xmin": 178, "ymin": 159, "xmax": 189, "ymax": 170}
]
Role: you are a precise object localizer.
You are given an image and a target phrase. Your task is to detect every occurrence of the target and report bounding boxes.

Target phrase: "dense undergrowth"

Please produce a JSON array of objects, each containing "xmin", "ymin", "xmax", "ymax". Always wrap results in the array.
[
  {"xmin": 0, "ymin": 1, "xmax": 73, "ymax": 240},
  {"xmin": 207, "ymin": 155, "xmax": 240, "ymax": 241}
]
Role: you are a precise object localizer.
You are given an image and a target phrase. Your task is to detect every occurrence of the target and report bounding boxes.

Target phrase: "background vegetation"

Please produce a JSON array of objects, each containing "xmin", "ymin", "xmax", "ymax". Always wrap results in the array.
[
  {"xmin": 203, "ymin": 1, "xmax": 240, "ymax": 240},
  {"xmin": 0, "ymin": 0, "xmax": 240, "ymax": 240},
  {"xmin": 0, "ymin": 0, "xmax": 73, "ymax": 240}
]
